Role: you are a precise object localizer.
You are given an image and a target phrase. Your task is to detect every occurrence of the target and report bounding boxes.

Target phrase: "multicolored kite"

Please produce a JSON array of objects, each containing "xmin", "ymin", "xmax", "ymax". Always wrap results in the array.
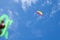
[
  {"xmin": 0, "ymin": 14, "xmax": 13, "ymax": 40},
  {"xmin": 36, "ymin": 10, "xmax": 43, "ymax": 16}
]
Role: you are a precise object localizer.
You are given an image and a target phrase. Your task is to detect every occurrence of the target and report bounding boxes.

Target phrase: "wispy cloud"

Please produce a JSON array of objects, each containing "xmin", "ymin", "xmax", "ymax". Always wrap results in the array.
[
  {"xmin": 46, "ymin": 0, "xmax": 52, "ymax": 4},
  {"xmin": 41, "ymin": 0, "xmax": 52, "ymax": 6},
  {"xmin": 21, "ymin": 0, "xmax": 37, "ymax": 11},
  {"xmin": 13, "ymin": 0, "xmax": 19, "ymax": 3},
  {"xmin": 0, "ymin": 8, "xmax": 4, "ymax": 15},
  {"xmin": 0, "ymin": 8, "xmax": 3, "ymax": 12},
  {"xmin": 7, "ymin": 9, "xmax": 14, "ymax": 19},
  {"xmin": 49, "ymin": 5, "xmax": 58, "ymax": 18},
  {"xmin": 8, "ymin": 10, "xmax": 19, "ymax": 32},
  {"xmin": 50, "ymin": 10, "xmax": 56, "ymax": 17}
]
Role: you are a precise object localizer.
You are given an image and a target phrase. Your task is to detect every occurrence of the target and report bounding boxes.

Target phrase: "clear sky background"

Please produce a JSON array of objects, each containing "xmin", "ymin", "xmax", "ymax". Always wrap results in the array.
[{"xmin": 0, "ymin": 0, "xmax": 60, "ymax": 40}]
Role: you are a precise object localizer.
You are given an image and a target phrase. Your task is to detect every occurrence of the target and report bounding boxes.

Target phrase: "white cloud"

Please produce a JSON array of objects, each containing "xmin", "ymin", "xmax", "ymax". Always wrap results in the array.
[
  {"xmin": 41, "ymin": 0, "xmax": 52, "ymax": 6},
  {"xmin": 14, "ymin": 11, "xmax": 19, "ymax": 17},
  {"xmin": 8, "ymin": 9, "xmax": 13, "ymax": 15},
  {"xmin": 58, "ymin": 2, "xmax": 60, "ymax": 6},
  {"xmin": 21, "ymin": 0, "xmax": 37, "ymax": 11},
  {"xmin": 57, "ymin": 1, "xmax": 60, "ymax": 10},
  {"xmin": 7, "ymin": 9, "xmax": 14, "ymax": 19},
  {"xmin": 0, "ymin": 8, "xmax": 4, "ymax": 15},
  {"xmin": 0, "ymin": 8, "xmax": 3, "ymax": 12},
  {"xmin": 46, "ymin": 0, "xmax": 52, "ymax": 4},
  {"xmin": 50, "ymin": 10, "xmax": 56, "ymax": 17},
  {"xmin": 49, "ymin": 4, "xmax": 58, "ymax": 18},
  {"xmin": 13, "ymin": 0, "xmax": 19, "ymax": 3}
]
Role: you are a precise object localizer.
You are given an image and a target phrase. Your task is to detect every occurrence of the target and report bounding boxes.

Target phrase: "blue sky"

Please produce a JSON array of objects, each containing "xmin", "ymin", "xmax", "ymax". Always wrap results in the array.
[{"xmin": 0, "ymin": 0, "xmax": 60, "ymax": 40}]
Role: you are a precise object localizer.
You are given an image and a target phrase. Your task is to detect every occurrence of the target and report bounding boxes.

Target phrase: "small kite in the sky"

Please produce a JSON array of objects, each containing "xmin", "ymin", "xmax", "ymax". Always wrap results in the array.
[
  {"xmin": 36, "ymin": 10, "xmax": 43, "ymax": 16},
  {"xmin": 0, "ymin": 14, "xmax": 13, "ymax": 40}
]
